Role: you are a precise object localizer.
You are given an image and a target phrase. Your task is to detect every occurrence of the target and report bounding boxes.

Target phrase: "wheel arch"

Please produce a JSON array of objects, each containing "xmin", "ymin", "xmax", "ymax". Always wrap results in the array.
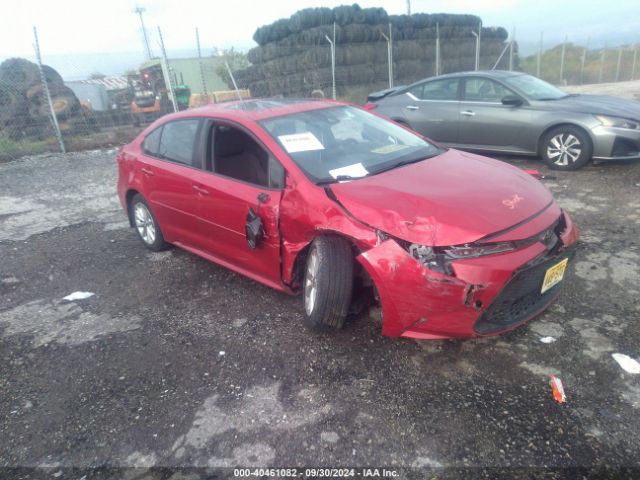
[
  {"xmin": 125, "ymin": 189, "xmax": 141, "ymax": 227},
  {"xmin": 288, "ymin": 230, "xmax": 365, "ymax": 293}
]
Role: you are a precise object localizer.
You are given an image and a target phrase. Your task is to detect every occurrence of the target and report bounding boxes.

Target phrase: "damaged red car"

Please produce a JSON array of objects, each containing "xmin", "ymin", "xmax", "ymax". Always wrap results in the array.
[{"xmin": 116, "ymin": 99, "xmax": 578, "ymax": 339}]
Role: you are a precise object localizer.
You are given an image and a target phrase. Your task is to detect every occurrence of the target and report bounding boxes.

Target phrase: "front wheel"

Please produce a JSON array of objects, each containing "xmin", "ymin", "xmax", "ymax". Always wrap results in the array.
[
  {"xmin": 303, "ymin": 236, "xmax": 354, "ymax": 330},
  {"xmin": 541, "ymin": 126, "xmax": 592, "ymax": 171}
]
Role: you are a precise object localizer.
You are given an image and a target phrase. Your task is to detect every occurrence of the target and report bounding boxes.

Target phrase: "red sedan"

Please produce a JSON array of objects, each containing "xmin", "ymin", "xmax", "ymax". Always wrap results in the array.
[{"xmin": 116, "ymin": 99, "xmax": 578, "ymax": 339}]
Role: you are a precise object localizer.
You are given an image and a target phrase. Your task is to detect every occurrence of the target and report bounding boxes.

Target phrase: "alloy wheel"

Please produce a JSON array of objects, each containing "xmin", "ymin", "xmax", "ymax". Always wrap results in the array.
[
  {"xmin": 304, "ymin": 249, "xmax": 319, "ymax": 315},
  {"xmin": 547, "ymin": 133, "xmax": 582, "ymax": 166},
  {"xmin": 134, "ymin": 202, "xmax": 156, "ymax": 245}
]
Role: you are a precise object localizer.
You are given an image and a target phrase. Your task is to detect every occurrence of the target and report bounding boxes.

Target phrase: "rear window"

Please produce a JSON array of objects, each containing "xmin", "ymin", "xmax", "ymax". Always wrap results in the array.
[{"xmin": 158, "ymin": 119, "xmax": 200, "ymax": 166}]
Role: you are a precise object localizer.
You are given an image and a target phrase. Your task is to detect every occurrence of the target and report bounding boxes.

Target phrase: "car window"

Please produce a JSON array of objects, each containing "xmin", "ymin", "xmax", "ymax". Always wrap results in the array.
[
  {"xmin": 464, "ymin": 78, "xmax": 512, "ymax": 102},
  {"xmin": 212, "ymin": 125, "xmax": 279, "ymax": 188},
  {"xmin": 409, "ymin": 78, "xmax": 459, "ymax": 101},
  {"xmin": 158, "ymin": 119, "xmax": 200, "ymax": 166},
  {"xmin": 260, "ymin": 105, "xmax": 442, "ymax": 185},
  {"xmin": 142, "ymin": 127, "xmax": 162, "ymax": 156}
]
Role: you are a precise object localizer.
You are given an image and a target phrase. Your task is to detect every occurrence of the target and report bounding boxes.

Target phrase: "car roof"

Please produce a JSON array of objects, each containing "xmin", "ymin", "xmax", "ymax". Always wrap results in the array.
[
  {"xmin": 431, "ymin": 70, "xmax": 526, "ymax": 80},
  {"xmin": 177, "ymin": 98, "xmax": 344, "ymax": 122}
]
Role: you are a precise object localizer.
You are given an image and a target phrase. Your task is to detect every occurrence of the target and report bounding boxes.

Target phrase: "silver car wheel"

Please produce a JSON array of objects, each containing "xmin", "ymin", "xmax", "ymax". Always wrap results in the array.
[
  {"xmin": 134, "ymin": 202, "xmax": 156, "ymax": 245},
  {"xmin": 547, "ymin": 133, "xmax": 582, "ymax": 166},
  {"xmin": 304, "ymin": 249, "xmax": 319, "ymax": 315}
]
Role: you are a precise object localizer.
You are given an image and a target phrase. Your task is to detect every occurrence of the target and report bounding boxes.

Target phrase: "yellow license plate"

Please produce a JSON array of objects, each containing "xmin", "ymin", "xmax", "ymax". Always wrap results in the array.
[{"xmin": 541, "ymin": 258, "xmax": 569, "ymax": 294}]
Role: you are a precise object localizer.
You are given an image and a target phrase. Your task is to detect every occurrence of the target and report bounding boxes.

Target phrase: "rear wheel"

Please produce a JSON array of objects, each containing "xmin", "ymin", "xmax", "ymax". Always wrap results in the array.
[
  {"xmin": 303, "ymin": 236, "xmax": 354, "ymax": 330},
  {"xmin": 541, "ymin": 126, "xmax": 592, "ymax": 170},
  {"xmin": 130, "ymin": 194, "xmax": 168, "ymax": 251}
]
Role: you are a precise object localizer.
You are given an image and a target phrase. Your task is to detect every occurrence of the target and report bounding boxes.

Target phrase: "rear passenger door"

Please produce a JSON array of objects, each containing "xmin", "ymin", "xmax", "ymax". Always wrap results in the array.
[
  {"xmin": 189, "ymin": 121, "xmax": 285, "ymax": 287},
  {"xmin": 402, "ymin": 77, "xmax": 460, "ymax": 143},
  {"xmin": 139, "ymin": 118, "xmax": 203, "ymax": 247}
]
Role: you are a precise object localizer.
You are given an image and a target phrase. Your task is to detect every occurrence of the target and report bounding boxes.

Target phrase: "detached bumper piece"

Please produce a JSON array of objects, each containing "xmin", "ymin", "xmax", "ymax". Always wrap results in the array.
[{"xmin": 474, "ymin": 246, "xmax": 576, "ymax": 335}]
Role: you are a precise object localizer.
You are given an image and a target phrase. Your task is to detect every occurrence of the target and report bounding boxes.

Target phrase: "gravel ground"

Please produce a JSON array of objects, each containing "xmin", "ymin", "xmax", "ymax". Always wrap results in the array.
[{"xmin": 1, "ymin": 149, "xmax": 640, "ymax": 479}]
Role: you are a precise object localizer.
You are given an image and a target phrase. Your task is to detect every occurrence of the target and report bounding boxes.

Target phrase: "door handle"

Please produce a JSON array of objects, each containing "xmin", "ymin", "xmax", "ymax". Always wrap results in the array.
[
  {"xmin": 461, "ymin": 110, "xmax": 475, "ymax": 116},
  {"xmin": 406, "ymin": 105, "xmax": 420, "ymax": 111},
  {"xmin": 192, "ymin": 185, "xmax": 209, "ymax": 195},
  {"xmin": 141, "ymin": 167, "xmax": 154, "ymax": 176}
]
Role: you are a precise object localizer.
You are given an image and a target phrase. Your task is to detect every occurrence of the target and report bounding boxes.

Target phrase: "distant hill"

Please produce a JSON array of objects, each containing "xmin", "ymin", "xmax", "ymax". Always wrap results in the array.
[{"xmin": 520, "ymin": 42, "xmax": 639, "ymax": 85}]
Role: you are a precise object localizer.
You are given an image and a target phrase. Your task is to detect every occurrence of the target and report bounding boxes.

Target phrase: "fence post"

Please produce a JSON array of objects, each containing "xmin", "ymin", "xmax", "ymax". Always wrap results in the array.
[
  {"xmin": 599, "ymin": 48, "xmax": 606, "ymax": 83},
  {"xmin": 157, "ymin": 26, "xmax": 178, "ymax": 112},
  {"xmin": 324, "ymin": 24, "xmax": 336, "ymax": 100},
  {"xmin": 195, "ymin": 27, "xmax": 207, "ymax": 95},
  {"xmin": 615, "ymin": 47, "xmax": 623, "ymax": 82},
  {"xmin": 580, "ymin": 38, "xmax": 589, "ymax": 84},
  {"xmin": 559, "ymin": 35, "xmax": 567, "ymax": 84},
  {"xmin": 472, "ymin": 23, "xmax": 480, "ymax": 71},
  {"xmin": 508, "ymin": 27, "xmax": 515, "ymax": 71},
  {"xmin": 435, "ymin": 22, "xmax": 441, "ymax": 75},
  {"xmin": 536, "ymin": 31, "xmax": 543, "ymax": 77},
  {"xmin": 32, "ymin": 26, "xmax": 65, "ymax": 153},
  {"xmin": 380, "ymin": 24, "xmax": 394, "ymax": 88}
]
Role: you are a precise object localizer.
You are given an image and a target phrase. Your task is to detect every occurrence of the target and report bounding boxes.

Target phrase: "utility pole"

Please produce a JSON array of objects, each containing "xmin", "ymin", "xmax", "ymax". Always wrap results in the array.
[
  {"xmin": 134, "ymin": 6, "xmax": 152, "ymax": 60},
  {"xmin": 406, "ymin": 0, "xmax": 411, "ymax": 15},
  {"xmin": 632, "ymin": 48, "xmax": 638, "ymax": 81}
]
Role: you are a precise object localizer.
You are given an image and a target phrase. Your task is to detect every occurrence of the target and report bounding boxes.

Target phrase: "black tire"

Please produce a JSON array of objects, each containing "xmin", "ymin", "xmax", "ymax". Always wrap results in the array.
[
  {"xmin": 302, "ymin": 236, "xmax": 354, "ymax": 330},
  {"xmin": 130, "ymin": 194, "xmax": 169, "ymax": 252},
  {"xmin": 540, "ymin": 126, "xmax": 592, "ymax": 171}
]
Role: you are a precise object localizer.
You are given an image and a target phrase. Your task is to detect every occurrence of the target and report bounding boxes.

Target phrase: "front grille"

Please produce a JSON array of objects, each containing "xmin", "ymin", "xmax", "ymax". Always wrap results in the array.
[{"xmin": 474, "ymin": 246, "xmax": 576, "ymax": 335}]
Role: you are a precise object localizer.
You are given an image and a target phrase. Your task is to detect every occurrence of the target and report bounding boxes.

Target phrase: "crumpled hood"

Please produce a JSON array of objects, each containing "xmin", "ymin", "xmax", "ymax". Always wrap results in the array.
[{"xmin": 330, "ymin": 150, "xmax": 554, "ymax": 246}]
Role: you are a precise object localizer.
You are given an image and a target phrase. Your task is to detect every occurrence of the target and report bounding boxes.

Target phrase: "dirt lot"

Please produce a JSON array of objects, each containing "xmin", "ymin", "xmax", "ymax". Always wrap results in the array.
[{"xmin": 1, "ymin": 149, "xmax": 640, "ymax": 478}]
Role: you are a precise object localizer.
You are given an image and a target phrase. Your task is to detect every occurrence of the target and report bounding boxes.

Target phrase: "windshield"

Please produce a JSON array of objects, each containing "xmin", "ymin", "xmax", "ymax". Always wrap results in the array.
[
  {"xmin": 260, "ymin": 106, "xmax": 442, "ymax": 184},
  {"xmin": 504, "ymin": 74, "xmax": 569, "ymax": 100}
]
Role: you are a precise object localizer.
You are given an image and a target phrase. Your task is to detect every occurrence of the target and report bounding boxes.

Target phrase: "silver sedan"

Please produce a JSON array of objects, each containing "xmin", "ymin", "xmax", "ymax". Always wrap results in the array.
[{"xmin": 367, "ymin": 71, "xmax": 640, "ymax": 170}]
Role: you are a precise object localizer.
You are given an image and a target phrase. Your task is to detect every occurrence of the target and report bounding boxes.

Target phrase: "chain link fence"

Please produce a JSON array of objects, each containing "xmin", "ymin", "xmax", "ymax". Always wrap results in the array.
[{"xmin": 2, "ymin": 18, "xmax": 639, "ymax": 161}]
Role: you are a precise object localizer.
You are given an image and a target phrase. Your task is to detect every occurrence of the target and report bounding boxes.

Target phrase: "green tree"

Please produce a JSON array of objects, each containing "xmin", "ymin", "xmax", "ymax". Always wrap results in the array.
[{"xmin": 214, "ymin": 47, "xmax": 250, "ymax": 88}]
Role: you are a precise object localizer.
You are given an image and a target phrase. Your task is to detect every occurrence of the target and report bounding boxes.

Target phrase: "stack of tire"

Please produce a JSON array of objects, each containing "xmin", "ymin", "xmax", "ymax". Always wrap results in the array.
[
  {"xmin": 0, "ymin": 58, "xmax": 88, "ymax": 139},
  {"xmin": 234, "ymin": 5, "xmax": 510, "ymax": 99}
]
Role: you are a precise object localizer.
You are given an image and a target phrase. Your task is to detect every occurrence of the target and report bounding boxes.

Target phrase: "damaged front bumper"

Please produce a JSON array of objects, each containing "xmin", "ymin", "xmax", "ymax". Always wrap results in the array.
[{"xmin": 357, "ymin": 211, "xmax": 579, "ymax": 339}]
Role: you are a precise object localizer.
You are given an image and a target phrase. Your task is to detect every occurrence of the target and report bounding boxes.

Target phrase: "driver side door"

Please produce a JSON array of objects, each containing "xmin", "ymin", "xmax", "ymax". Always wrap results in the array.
[
  {"xmin": 188, "ymin": 120, "xmax": 286, "ymax": 290},
  {"xmin": 457, "ymin": 77, "xmax": 533, "ymax": 152}
]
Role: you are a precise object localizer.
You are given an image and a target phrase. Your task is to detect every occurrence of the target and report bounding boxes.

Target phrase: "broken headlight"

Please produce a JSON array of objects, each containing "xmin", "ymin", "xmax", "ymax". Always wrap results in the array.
[{"xmin": 408, "ymin": 241, "xmax": 516, "ymax": 275}]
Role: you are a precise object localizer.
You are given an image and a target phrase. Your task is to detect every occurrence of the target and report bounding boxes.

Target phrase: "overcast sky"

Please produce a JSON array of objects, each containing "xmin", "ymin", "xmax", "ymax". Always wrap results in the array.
[{"xmin": 2, "ymin": 0, "xmax": 639, "ymax": 78}]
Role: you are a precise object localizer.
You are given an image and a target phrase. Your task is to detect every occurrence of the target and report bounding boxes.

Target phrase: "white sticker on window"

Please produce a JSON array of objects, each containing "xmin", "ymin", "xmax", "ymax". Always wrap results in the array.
[
  {"xmin": 277, "ymin": 132, "xmax": 325, "ymax": 153},
  {"xmin": 329, "ymin": 163, "xmax": 369, "ymax": 179}
]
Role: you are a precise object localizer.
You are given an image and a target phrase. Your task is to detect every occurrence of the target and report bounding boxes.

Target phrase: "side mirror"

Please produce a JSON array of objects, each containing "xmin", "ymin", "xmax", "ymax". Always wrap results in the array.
[{"xmin": 502, "ymin": 95, "xmax": 523, "ymax": 106}]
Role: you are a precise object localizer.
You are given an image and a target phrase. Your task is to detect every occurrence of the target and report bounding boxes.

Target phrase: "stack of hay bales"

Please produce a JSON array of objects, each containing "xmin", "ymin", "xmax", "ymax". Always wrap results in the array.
[
  {"xmin": 0, "ymin": 58, "xmax": 90, "ymax": 139},
  {"xmin": 235, "ymin": 5, "xmax": 510, "ymax": 99}
]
